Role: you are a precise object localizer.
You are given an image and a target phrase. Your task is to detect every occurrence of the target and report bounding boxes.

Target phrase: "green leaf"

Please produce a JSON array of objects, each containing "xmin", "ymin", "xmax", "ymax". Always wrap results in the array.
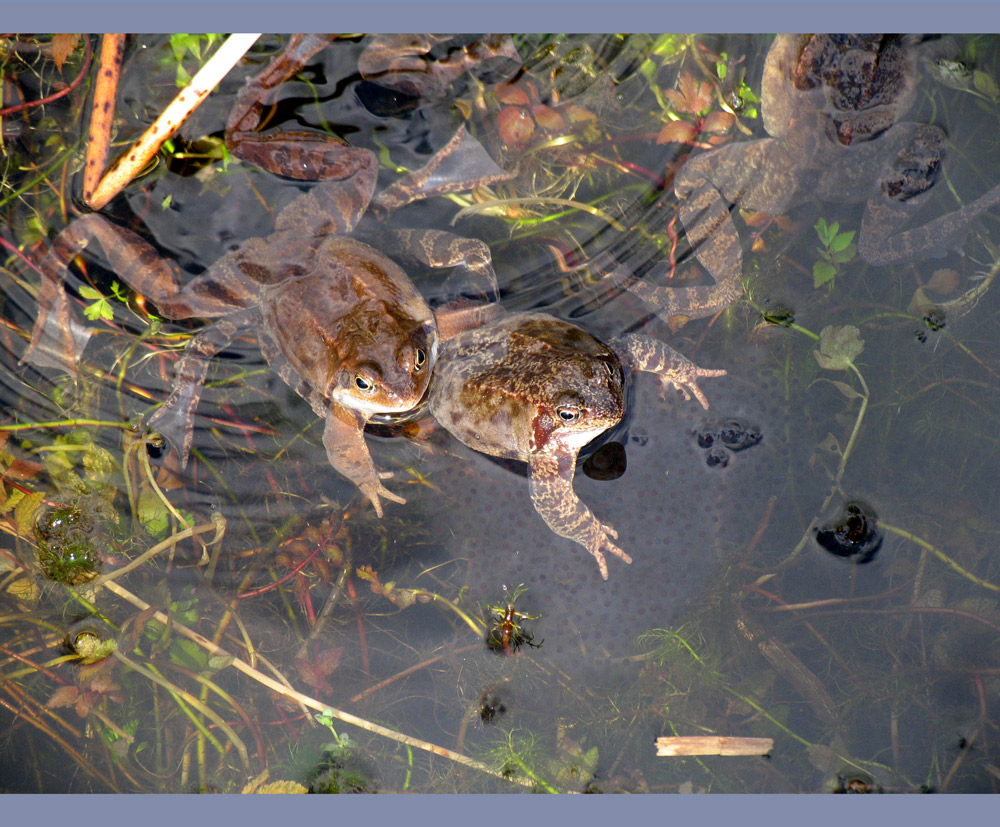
[
  {"xmin": 137, "ymin": 485, "xmax": 169, "ymax": 537},
  {"xmin": 83, "ymin": 299, "xmax": 113, "ymax": 321},
  {"xmin": 169, "ymin": 637, "xmax": 208, "ymax": 671},
  {"xmin": 208, "ymin": 655, "xmax": 235, "ymax": 670},
  {"xmin": 831, "ymin": 243, "xmax": 857, "ymax": 264},
  {"xmin": 829, "ymin": 380, "xmax": 863, "ymax": 401},
  {"xmin": 78, "ymin": 285, "xmax": 102, "ymax": 300},
  {"xmin": 829, "ymin": 230, "xmax": 856, "ymax": 252},
  {"xmin": 813, "ymin": 260, "xmax": 837, "ymax": 288},
  {"xmin": 814, "ymin": 325, "xmax": 864, "ymax": 371},
  {"xmin": 814, "ymin": 218, "xmax": 831, "ymax": 245},
  {"xmin": 974, "ymin": 69, "xmax": 1000, "ymax": 101}
]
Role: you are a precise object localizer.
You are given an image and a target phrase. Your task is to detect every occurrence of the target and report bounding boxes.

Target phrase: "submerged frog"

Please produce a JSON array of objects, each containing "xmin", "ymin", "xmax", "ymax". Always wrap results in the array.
[
  {"xmin": 22, "ymin": 34, "xmax": 516, "ymax": 517},
  {"xmin": 429, "ymin": 311, "xmax": 725, "ymax": 579},
  {"xmin": 625, "ymin": 34, "xmax": 1000, "ymax": 322}
]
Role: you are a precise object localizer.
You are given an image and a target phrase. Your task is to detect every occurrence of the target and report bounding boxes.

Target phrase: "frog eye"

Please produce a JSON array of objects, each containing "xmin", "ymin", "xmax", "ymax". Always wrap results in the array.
[
  {"xmin": 414, "ymin": 347, "xmax": 427, "ymax": 371},
  {"xmin": 556, "ymin": 405, "xmax": 581, "ymax": 422},
  {"xmin": 355, "ymin": 374, "xmax": 377, "ymax": 393}
]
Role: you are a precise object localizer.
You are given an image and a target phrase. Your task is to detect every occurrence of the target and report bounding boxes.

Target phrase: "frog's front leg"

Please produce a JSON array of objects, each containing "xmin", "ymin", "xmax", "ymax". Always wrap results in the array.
[
  {"xmin": 528, "ymin": 450, "xmax": 632, "ymax": 580},
  {"xmin": 257, "ymin": 328, "xmax": 404, "ymax": 517},
  {"xmin": 322, "ymin": 403, "xmax": 406, "ymax": 518},
  {"xmin": 614, "ymin": 333, "xmax": 726, "ymax": 410}
]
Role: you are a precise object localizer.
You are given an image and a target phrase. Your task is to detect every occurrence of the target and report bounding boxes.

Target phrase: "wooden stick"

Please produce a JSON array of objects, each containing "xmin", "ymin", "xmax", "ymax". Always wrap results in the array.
[
  {"xmin": 655, "ymin": 736, "xmax": 774, "ymax": 757},
  {"xmin": 86, "ymin": 33, "xmax": 261, "ymax": 210},
  {"xmin": 82, "ymin": 34, "xmax": 126, "ymax": 203}
]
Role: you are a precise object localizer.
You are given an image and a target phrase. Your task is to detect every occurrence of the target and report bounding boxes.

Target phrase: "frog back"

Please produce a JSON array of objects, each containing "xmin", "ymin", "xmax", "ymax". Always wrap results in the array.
[
  {"xmin": 430, "ymin": 312, "xmax": 625, "ymax": 463},
  {"xmin": 261, "ymin": 236, "xmax": 437, "ymax": 418}
]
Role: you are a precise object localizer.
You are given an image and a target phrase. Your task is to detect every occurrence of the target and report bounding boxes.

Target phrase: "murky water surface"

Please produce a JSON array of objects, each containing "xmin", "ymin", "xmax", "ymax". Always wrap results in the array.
[{"xmin": 2, "ymin": 34, "xmax": 1000, "ymax": 792}]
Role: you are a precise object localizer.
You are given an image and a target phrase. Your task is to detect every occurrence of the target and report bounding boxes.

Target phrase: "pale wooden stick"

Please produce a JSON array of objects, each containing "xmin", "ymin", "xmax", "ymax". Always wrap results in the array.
[
  {"xmin": 655, "ymin": 736, "xmax": 774, "ymax": 757},
  {"xmin": 82, "ymin": 34, "xmax": 126, "ymax": 203},
  {"xmin": 86, "ymin": 33, "xmax": 262, "ymax": 210}
]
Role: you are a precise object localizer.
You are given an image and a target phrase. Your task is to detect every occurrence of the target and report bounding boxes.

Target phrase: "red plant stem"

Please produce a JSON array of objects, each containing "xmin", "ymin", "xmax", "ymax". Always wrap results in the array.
[
  {"xmin": 0, "ymin": 234, "xmax": 43, "ymax": 277},
  {"xmin": 345, "ymin": 574, "xmax": 370, "ymax": 675},
  {"xmin": 0, "ymin": 642, "xmax": 68, "ymax": 683},
  {"xmin": 237, "ymin": 543, "xmax": 324, "ymax": 599},
  {"xmin": 0, "ymin": 35, "xmax": 93, "ymax": 117},
  {"xmin": 300, "ymin": 576, "xmax": 317, "ymax": 624}
]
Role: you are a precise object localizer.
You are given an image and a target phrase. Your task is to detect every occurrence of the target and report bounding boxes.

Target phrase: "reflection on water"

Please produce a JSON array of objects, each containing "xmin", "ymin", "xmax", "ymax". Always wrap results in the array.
[{"xmin": 2, "ymin": 33, "xmax": 1000, "ymax": 793}]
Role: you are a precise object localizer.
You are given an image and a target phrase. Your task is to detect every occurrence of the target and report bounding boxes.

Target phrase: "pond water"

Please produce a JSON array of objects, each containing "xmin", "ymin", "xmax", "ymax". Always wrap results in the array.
[{"xmin": 2, "ymin": 33, "xmax": 1000, "ymax": 793}]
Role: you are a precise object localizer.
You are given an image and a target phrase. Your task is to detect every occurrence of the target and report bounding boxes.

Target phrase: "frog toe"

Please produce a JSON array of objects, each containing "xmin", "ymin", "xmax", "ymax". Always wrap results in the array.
[
  {"xmin": 362, "ymin": 480, "xmax": 407, "ymax": 518},
  {"xmin": 586, "ymin": 529, "xmax": 631, "ymax": 580}
]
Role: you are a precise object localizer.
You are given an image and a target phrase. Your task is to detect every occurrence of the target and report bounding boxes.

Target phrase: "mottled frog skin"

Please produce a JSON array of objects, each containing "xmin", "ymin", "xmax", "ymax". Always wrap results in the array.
[
  {"xmin": 22, "ymin": 34, "xmax": 516, "ymax": 517},
  {"xmin": 429, "ymin": 312, "xmax": 725, "ymax": 579},
  {"xmin": 626, "ymin": 34, "xmax": 1000, "ymax": 323}
]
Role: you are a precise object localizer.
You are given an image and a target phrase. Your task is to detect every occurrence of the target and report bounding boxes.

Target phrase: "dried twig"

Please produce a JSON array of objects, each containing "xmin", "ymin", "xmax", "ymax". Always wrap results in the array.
[
  {"xmin": 86, "ymin": 33, "xmax": 261, "ymax": 210},
  {"xmin": 655, "ymin": 736, "xmax": 774, "ymax": 757}
]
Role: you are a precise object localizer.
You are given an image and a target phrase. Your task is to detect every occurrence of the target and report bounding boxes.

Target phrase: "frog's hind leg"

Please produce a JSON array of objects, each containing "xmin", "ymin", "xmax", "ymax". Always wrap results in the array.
[
  {"xmin": 604, "ymin": 154, "xmax": 746, "ymax": 326},
  {"xmin": 380, "ymin": 228, "xmax": 504, "ymax": 339},
  {"xmin": 371, "ymin": 125, "xmax": 515, "ymax": 217},
  {"xmin": 147, "ymin": 309, "xmax": 257, "ymax": 469},
  {"xmin": 859, "ymin": 123, "xmax": 1000, "ymax": 265},
  {"xmin": 22, "ymin": 213, "xmax": 248, "ymax": 375}
]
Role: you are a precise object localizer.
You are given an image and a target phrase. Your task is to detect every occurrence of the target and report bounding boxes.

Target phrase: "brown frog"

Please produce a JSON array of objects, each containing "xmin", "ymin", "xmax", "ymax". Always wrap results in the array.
[
  {"xmin": 624, "ymin": 34, "xmax": 1000, "ymax": 322},
  {"xmin": 21, "ymin": 34, "xmax": 515, "ymax": 517},
  {"xmin": 429, "ymin": 311, "xmax": 725, "ymax": 579}
]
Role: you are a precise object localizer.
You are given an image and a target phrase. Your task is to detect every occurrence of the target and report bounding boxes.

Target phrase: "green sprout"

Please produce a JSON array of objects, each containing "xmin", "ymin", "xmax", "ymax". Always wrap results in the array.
[
  {"xmin": 812, "ymin": 218, "xmax": 857, "ymax": 289},
  {"xmin": 80, "ymin": 280, "xmax": 128, "ymax": 322}
]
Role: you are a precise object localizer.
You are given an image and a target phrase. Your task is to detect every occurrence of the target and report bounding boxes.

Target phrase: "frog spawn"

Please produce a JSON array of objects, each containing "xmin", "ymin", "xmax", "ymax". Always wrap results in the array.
[{"xmin": 409, "ymin": 344, "xmax": 796, "ymax": 663}]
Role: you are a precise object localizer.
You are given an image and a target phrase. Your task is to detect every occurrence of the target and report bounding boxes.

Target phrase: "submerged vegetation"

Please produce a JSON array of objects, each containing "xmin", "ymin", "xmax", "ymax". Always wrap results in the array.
[{"xmin": 1, "ymin": 33, "xmax": 1000, "ymax": 793}]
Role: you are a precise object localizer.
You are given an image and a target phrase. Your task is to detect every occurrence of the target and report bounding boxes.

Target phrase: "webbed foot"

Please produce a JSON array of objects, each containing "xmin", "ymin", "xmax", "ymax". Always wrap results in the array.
[
  {"xmin": 360, "ymin": 471, "xmax": 408, "ymax": 519},
  {"xmin": 579, "ymin": 520, "xmax": 632, "ymax": 581}
]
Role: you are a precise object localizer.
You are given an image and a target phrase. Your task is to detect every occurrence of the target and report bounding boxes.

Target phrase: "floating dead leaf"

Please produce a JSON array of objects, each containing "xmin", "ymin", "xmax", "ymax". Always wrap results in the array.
[
  {"xmin": 6, "ymin": 576, "xmax": 39, "ymax": 604},
  {"xmin": 926, "ymin": 268, "xmax": 961, "ymax": 294},
  {"xmin": 51, "ymin": 34, "xmax": 82, "ymax": 71},
  {"xmin": 701, "ymin": 110, "xmax": 735, "ymax": 134}
]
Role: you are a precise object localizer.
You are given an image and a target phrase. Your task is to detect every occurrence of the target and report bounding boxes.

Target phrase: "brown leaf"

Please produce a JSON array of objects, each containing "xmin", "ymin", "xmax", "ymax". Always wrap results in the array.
[
  {"xmin": 75, "ymin": 692, "xmax": 97, "ymax": 718},
  {"xmin": 3, "ymin": 457, "xmax": 44, "ymax": 481},
  {"xmin": 656, "ymin": 120, "xmax": 699, "ymax": 145},
  {"xmin": 314, "ymin": 646, "xmax": 344, "ymax": 675},
  {"xmin": 51, "ymin": 34, "xmax": 82, "ymax": 71},
  {"xmin": 926, "ymin": 268, "xmax": 960, "ymax": 294},
  {"xmin": 46, "ymin": 685, "xmax": 80, "ymax": 709},
  {"xmin": 664, "ymin": 72, "xmax": 714, "ymax": 115},
  {"xmin": 296, "ymin": 658, "xmax": 332, "ymax": 694}
]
